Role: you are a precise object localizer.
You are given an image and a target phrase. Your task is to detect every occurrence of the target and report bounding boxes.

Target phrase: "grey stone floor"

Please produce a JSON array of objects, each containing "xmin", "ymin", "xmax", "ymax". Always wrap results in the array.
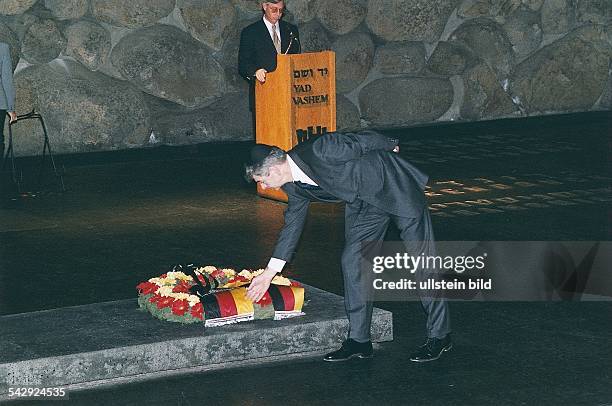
[{"xmin": 1, "ymin": 111, "xmax": 611, "ymax": 405}]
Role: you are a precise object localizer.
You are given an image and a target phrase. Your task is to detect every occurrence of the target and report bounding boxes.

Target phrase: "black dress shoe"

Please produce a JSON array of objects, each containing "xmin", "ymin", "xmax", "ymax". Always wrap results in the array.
[
  {"xmin": 409, "ymin": 334, "xmax": 452, "ymax": 362},
  {"xmin": 323, "ymin": 339, "xmax": 373, "ymax": 362}
]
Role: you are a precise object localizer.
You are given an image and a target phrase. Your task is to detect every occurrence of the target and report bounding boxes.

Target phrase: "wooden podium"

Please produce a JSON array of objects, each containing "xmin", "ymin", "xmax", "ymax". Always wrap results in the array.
[{"xmin": 255, "ymin": 51, "xmax": 336, "ymax": 201}]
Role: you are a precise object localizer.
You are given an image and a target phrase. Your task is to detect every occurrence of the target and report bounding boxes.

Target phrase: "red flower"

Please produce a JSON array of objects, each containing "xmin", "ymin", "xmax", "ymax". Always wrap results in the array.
[
  {"xmin": 159, "ymin": 273, "xmax": 168, "ymax": 278},
  {"xmin": 171, "ymin": 300, "xmax": 190, "ymax": 316},
  {"xmin": 290, "ymin": 281, "xmax": 302, "ymax": 287},
  {"xmin": 172, "ymin": 281, "xmax": 192, "ymax": 293},
  {"xmin": 156, "ymin": 296, "xmax": 175, "ymax": 309},
  {"xmin": 211, "ymin": 269, "xmax": 225, "ymax": 279},
  {"xmin": 256, "ymin": 291, "xmax": 273, "ymax": 307},
  {"xmin": 190, "ymin": 302, "xmax": 203, "ymax": 320},
  {"xmin": 137, "ymin": 281, "xmax": 158, "ymax": 295}
]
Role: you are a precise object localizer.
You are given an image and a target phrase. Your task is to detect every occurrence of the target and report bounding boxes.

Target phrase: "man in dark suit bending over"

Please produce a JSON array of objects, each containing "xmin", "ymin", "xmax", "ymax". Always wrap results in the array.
[
  {"xmin": 238, "ymin": 1, "xmax": 300, "ymax": 111},
  {"xmin": 244, "ymin": 131, "xmax": 452, "ymax": 362}
]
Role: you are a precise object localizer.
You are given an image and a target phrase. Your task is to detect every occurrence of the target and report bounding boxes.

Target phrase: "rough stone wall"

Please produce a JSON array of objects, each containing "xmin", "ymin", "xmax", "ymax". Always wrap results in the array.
[{"xmin": 0, "ymin": 0, "xmax": 610, "ymax": 156}]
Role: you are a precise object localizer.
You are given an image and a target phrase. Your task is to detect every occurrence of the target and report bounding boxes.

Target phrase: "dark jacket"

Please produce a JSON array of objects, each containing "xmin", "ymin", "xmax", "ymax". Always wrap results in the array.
[
  {"xmin": 238, "ymin": 18, "xmax": 301, "ymax": 79},
  {"xmin": 238, "ymin": 18, "xmax": 300, "ymax": 110},
  {"xmin": 272, "ymin": 131, "xmax": 429, "ymax": 262}
]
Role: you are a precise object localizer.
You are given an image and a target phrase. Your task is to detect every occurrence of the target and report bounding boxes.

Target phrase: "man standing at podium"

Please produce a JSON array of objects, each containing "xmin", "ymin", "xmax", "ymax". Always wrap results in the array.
[{"xmin": 238, "ymin": 0, "xmax": 301, "ymax": 113}]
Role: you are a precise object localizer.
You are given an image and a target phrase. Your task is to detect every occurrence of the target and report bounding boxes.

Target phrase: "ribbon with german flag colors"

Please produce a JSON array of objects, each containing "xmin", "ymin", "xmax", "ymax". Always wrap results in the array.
[{"xmin": 202, "ymin": 286, "xmax": 305, "ymax": 327}]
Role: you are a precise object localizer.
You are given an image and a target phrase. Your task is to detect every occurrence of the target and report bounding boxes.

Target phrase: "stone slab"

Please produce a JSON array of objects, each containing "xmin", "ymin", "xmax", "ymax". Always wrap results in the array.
[{"xmin": 0, "ymin": 285, "xmax": 393, "ymax": 397}]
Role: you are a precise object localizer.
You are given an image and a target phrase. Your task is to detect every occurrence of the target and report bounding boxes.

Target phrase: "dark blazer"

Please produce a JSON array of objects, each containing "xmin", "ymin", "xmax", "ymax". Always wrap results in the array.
[
  {"xmin": 238, "ymin": 18, "xmax": 300, "ymax": 110},
  {"xmin": 238, "ymin": 19, "xmax": 301, "ymax": 79},
  {"xmin": 272, "ymin": 131, "xmax": 430, "ymax": 262}
]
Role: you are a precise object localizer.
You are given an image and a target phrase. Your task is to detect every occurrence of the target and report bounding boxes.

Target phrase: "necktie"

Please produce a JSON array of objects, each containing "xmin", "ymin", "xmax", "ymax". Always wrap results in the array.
[{"xmin": 272, "ymin": 24, "xmax": 281, "ymax": 54}]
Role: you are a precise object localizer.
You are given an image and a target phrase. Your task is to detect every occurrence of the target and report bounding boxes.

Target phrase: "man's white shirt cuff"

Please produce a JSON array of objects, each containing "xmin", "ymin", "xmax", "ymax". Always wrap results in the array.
[{"xmin": 267, "ymin": 257, "xmax": 286, "ymax": 273}]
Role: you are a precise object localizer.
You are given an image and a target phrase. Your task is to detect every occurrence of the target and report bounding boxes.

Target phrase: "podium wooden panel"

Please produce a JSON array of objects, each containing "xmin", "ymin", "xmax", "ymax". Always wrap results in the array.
[{"xmin": 255, "ymin": 51, "xmax": 336, "ymax": 201}]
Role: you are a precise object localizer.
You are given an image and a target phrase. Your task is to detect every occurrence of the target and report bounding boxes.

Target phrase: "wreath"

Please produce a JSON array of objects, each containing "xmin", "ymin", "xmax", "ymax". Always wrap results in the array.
[{"xmin": 137, "ymin": 264, "xmax": 304, "ymax": 326}]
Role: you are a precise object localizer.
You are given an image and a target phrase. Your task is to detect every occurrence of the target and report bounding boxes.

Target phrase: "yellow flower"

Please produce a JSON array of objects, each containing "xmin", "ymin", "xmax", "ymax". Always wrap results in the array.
[
  {"xmin": 167, "ymin": 271, "xmax": 191, "ymax": 281},
  {"xmin": 186, "ymin": 295, "xmax": 200, "ymax": 306},
  {"xmin": 271, "ymin": 275, "xmax": 291, "ymax": 286},
  {"xmin": 221, "ymin": 268, "xmax": 236, "ymax": 277},
  {"xmin": 149, "ymin": 277, "xmax": 163, "ymax": 286},
  {"xmin": 202, "ymin": 266, "xmax": 217, "ymax": 273},
  {"xmin": 160, "ymin": 278, "xmax": 176, "ymax": 286},
  {"xmin": 238, "ymin": 270, "xmax": 253, "ymax": 279},
  {"xmin": 157, "ymin": 286, "xmax": 174, "ymax": 297}
]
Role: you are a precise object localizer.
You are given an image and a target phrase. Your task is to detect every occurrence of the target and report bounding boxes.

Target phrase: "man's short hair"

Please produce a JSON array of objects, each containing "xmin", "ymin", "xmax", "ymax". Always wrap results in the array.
[{"xmin": 245, "ymin": 144, "xmax": 287, "ymax": 181}]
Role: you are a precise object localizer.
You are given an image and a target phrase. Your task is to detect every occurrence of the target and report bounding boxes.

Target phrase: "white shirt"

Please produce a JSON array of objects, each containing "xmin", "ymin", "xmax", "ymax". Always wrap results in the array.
[
  {"xmin": 287, "ymin": 155, "xmax": 317, "ymax": 186},
  {"xmin": 266, "ymin": 155, "xmax": 319, "ymax": 272},
  {"xmin": 262, "ymin": 17, "xmax": 281, "ymax": 48}
]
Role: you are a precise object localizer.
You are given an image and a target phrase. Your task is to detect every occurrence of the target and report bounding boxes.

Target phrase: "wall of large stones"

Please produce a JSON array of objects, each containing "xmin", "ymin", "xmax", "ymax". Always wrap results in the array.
[{"xmin": 1, "ymin": 0, "xmax": 610, "ymax": 156}]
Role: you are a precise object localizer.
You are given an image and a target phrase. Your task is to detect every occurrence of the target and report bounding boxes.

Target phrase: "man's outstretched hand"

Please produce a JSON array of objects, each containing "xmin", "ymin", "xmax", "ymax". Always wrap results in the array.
[
  {"xmin": 246, "ymin": 267, "xmax": 277, "ymax": 303},
  {"xmin": 255, "ymin": 68, "xmax": 267, "ymax": 83}
]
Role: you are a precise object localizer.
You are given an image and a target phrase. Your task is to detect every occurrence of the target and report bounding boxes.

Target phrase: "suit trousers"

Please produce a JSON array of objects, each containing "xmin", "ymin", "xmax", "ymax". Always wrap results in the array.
[
  {"xmin": 0, "ymin": 109, "xmax": 6, "ymax": 144},
  {"xmin": 342, "ymin": 199, "xmax": 451, "ymax": 342},
  {"xmin": 0, "ymin": 109, "xmax": 5, "ymax": 155}
]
